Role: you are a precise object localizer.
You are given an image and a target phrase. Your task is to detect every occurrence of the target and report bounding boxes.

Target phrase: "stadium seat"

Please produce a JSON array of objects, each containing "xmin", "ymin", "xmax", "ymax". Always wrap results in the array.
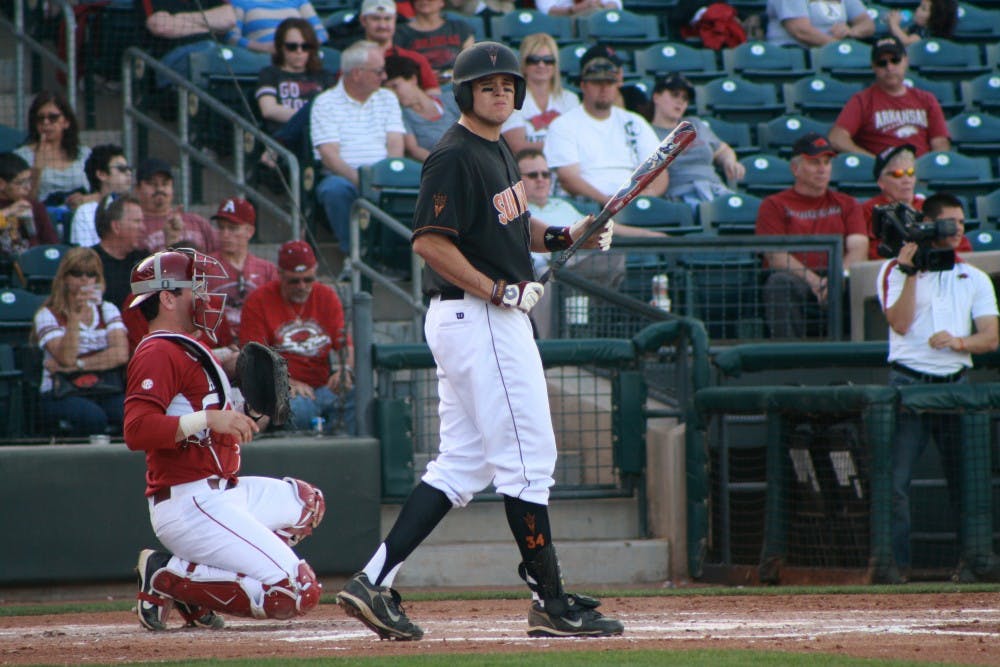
[
  {"xmin": 952, "ymin": 3, "xmax": 1000, "ymax": 44},
  {"xmin": 721, "ymin": 42, "xmax": 811, "ymax": 84},
  {"xmin": 903, "ymin": 73, "xmax": 963, "ymax": 116},
  {"xmin": 697, "ymin": 76, "xmax": 784, "ymax": 124},
  {"xmin": 0, "ymin": 124, "xmax": 25, "ymax": 153},
  {"xmin": 757, "ymin": 115, "xmax": 833, "ymax": 159},
  {"xmin": 614, "ymin": 196, "xmax": 702, "ymax": 235},
  {"xmin": 865, "ymin": 3, "xmax": 895, "ymax": 38},
  {"xmin": 187, "ymin": 45, "xmax": 271, "ymax": 154},
  {"xmin": 915, "ymin": 151, "xmax": 1000, "ymax": 198},
  {"xmin": 738, "ymin": 154, "xmax": 794, "ymax": 197},
  {"xmin": 358, "ymin": 157, "xmax": 422, "ymax": 274},
  {"xmin": 967, "ymin": 229, "xmax": 1000, "ymax": 251},
  {"xmin": 783, "ymin": 74, "xmax": 863, "ymax": 121},
  {"xmin": 974, "ymin": 188, "xmax": 1000, "ymax": 227},
  {"xmin": 0, "ymin": 342, "xmax": 26, "ymax": 439},
  {"xmin": 575, "ymin": 8, "xmax": 662, "ymax": 48},
  {"xmin": 697, "ymin": 192, "xmax": 764, "ymax": 234},
  {"xmin": 490, "ymin": 10, "xmax": 573, "ymax": 45},
  {"xmin": 633, "ymin": 42, "xmax": 725, "ymax": 84},
  {"xmin": 443, "ymin": 11, "xmax": 486, "ymax": 42},
  {"xmin": 831, "ymin": 152, "xmax": 878, "ymax": 199},
  {"xmin": 905, "ymin": 39, "xmax": 990, "ymax": 81},
  {"xmin": 676, "ymin": 250, "xmax": 763, "ymax": 339},
  {"xmin": 810, "ymin": 39, "xmax": 872, "ymax": 82},
  {"xmin": 13, "ymin": 244, "xmax": 70, "ymax": 294},
  {"xmin": 947, "ymin": 112, "xmax": 1000, "ymax": 174},
  {"xmin": 558, "ymin": 43, "xmax": 590, "ymax": 80},
  {"xmin": 319, "ymin": 47, "xmax": 341, "ymax": 75},
  {"xmin": 962, "ymin": 73, "xmax": 1000, "ymax": 116},
  {"xmin": 701, "ymin": 117, "xmax": 758, "ymax": 159},
  {"xmin": 0, "ymin": 287, "xmax": 44, "ymax": 345}
]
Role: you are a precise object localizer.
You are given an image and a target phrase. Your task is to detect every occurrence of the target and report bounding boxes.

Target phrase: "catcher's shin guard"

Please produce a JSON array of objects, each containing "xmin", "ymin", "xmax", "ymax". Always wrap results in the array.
[
  {"xmin": 275, "ymin": 477, "xmax": 326, "ymax": 547},
  {"xmin": 152, "ymin": 560, "xmax": 321, "ymax": 620}
]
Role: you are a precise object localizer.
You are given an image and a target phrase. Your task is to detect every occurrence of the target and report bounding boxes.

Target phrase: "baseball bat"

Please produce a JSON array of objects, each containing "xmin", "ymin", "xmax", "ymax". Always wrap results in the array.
[{"xmin": 538, "ymin": 120, "xmax": 698, "ymax": 285}]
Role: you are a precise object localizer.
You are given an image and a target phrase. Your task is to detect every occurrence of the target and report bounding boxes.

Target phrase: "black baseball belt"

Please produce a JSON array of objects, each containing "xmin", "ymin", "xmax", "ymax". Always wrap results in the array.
[{"xmin": 890, "ymin": 362, "xmax": 966, "ymax": 384}]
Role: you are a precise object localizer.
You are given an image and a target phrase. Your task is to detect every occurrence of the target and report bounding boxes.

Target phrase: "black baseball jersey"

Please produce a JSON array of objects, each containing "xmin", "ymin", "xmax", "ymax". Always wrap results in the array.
[{"xmin": 411, "ymin": 123, "xmax": 534, "ymax": 294}]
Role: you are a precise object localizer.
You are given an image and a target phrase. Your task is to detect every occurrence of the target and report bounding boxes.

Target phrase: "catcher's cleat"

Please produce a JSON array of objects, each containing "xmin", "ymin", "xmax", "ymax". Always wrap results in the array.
[
  {"xmin": 336, "ymin": 572, "xmax": 424, "ymax": 641},
  {"xmin": 136, "ymin": 549, "xmax": 174, "ymax": 631},
  {"xmin": 526, "ymin": 594, "xmax": 625, "ymax": 638},
  {"xmin": 175, "ymin": 600, "xmax": 226, "ymax": 629}
]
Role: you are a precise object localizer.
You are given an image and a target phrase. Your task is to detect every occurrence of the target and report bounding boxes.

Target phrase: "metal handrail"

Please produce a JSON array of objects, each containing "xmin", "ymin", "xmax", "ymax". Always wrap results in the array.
[
  {"xmin": 0, "ymin": 0, "xmax": 77, "ymax": 128},
  {"xmin": 121, "ymin": 47, "xmax": 302, "ymax": 236}
]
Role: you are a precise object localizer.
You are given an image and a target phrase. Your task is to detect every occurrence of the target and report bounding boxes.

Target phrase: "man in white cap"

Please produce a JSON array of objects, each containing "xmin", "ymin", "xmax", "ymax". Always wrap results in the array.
[{"xmin": 358, "ymin": 0, "xmax": 441, "ymax": 96}]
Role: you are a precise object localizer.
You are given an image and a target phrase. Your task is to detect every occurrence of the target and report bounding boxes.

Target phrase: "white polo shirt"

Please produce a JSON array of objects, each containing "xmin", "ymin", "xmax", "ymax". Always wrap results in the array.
[
  {"xmin": 877, "ymin": 257, "xmax": 999, "ymax": 375},
  {"xmin": 310, "ymin": 82, "xmax": 405, "ymax": 169}
]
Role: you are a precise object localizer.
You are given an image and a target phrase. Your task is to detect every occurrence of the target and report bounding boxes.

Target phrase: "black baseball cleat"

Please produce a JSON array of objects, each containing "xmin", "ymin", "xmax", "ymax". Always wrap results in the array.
[
  {"xmin": 175, "ymin": 600, "xmax": 225, "ymax": 629},
  {"xmin": 135, "ymin": 549, "xmax": 174, "ymax": 631},
  {"xmin": 336, "ymin": 572, "xmax": 424, "ymax": 640},
  {"xmin": 527, "ymin": 594, "xmax": 625, "ymax": 638}
]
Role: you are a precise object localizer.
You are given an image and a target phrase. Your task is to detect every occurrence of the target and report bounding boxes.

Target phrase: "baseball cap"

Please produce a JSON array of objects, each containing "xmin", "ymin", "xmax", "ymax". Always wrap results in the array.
[
  {"xmin": 278, "ymin": 240, "xmax": 317, "ymax": 272},
  {"xmin": 361, "ymin": 0, "xmax": 396, "ymax": 16},
  {"xmin": 871, "ymin": 35, "xmax": 905, "ymax": 62},
  {"xmin": 792, "ymin": 132, "xmax": 837, "ymax": 158},
  {"xmin": 653, "ymin": 72, "xmax": 695, "ymax": 101},
  {"xmin": 873, "ymin": 143, "xmax": 917, "ymax": 179},
  {"xmin": 579, "ymin": 43, "xmax": 622, "ymax": 82},
  {"xmin": 136, "ymin": 158, "xmax": 173, "ymax": 183},
  {"xmin": 212, "ymin": 197, "xmax": 256, "ymax": 227}
]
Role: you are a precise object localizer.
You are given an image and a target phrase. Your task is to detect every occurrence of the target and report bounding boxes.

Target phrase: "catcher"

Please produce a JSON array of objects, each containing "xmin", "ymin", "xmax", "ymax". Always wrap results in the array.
[{"xmin": 124, "ymin": 248, "xmax": 324, "ymax": 631}]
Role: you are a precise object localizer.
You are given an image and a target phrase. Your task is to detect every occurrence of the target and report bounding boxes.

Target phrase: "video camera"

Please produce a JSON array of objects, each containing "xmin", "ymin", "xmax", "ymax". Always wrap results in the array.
[{"xmin": 872, "ymin": 202, "xmax": 957, "ymax": 273}]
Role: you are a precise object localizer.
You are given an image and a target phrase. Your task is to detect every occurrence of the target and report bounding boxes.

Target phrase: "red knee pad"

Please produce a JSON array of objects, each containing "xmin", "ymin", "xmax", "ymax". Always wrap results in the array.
[
  {"xmin": 275, "ymin": 477, "xmax": 326, "ymax": 547},
  {"xmin": 152, "ymin": 569, "xmax": 255, "ymax": 618},
  {"xmin": 263, "ymin": 561, "xmax": 321, "ymax": 619}
]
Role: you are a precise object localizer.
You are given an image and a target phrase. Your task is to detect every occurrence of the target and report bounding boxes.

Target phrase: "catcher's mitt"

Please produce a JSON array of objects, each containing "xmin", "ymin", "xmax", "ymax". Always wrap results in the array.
[{"xmin": 236, "ymin": 342, "xmax": 291, "ymax": 426}]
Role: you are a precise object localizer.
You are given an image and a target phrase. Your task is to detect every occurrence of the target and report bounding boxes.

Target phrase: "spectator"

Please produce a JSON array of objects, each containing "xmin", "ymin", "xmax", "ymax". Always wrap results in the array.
[
  {"xmin": 140, "ymin": 0, "xmax": 236, "ymax": 85},
  {"xmin": 206, "ymin": 197, "xmax": 278, "ymax": 339},
  {"xmin": 392, "ymin": 0, "xmax": 475, "ymax": 81},
  {"xmin": 0, "ymin": 152, "xmax": 59, "ymax": 268},
  {"xmin": 501, "ymin": 32, "xmax": 580, "ymax": 155},
  {"xmin": 256, "ymin": 18, "xmax": 337, "ymax": 136},
  {"xmin": 536, "ymin": 0, "xmax": 621, "ymax": 17},
  {"xmin": 766, "ymin": 0, "xmax": 875, "ymax": 46},
  {"xmin": 885, "ymin": 0, "xmax": 957, "ymax": 46},
  {"xmin": 311, "ymin": 40, "xmax": 405, "ymax": 253},
  {"xmin": 15, "ymin": 91, "xmax": 95, "ymax": 209},
  {"xmin": 135, "ymin": 158, "xmax": 219, "ymax": 253},
  {"xmin": 360, "ymin": 0, "xmax": 442, "ymax": 95},
  {"xmin": 877, "ymin": 192, "xmax": 1000, "ymax": 583},
  {"xmin": 240, "ymin": 241, "xmax": 356, "ymax": 434},
  {"xmin": 755, "ymin": 132, "xmax": 867, "ymax": 338},
  {"xmin": 227, "ymin": 0, "xmax": 328, "ymax": 54},
  {"xmin": 32, "ymin": 247, "xmax": 129, "ymax": 436},
  {"xmin": 545, "ymin": 45, "xmax": 666, "ymax": 206},
  {"xmin": 445, "ymin": 0, "xmax": 513, "ymax": 23},
  {"xmin": 650, "ymin": 72, "xmax": 744, "ymax": 211},
  {"xmin": 862, "ymin": 144, "xmax": 973, "ymax": 259},
  {"xmin": 384, "ymin": 54, "xmax": 460, "ymax": 161},
  {"xmin": 517, "ymin": 148, "xmax": 663, "ymax": 338},
  {"xmin": 71, "ymin": 145, "xmax": 133, "ymax": 248},
  {"xmin": 93, "ymin": 194, "xmax": 147, "ymax": 309},
  {"xmin": 829, "ymin": 35, "xmax": 950, "ymax": 158}
]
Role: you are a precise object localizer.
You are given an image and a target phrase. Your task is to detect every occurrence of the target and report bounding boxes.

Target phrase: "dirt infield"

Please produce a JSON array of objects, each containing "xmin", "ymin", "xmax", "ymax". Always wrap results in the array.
[{"xmin": 1, "ymin": 592, "xmax": 999, "ymax": 665}]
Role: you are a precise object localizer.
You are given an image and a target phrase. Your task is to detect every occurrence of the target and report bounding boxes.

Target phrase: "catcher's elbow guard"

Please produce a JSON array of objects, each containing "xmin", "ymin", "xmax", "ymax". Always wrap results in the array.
[{"xmin": 274, "ymin": 477, "xmax": 326, "ymax": 547}]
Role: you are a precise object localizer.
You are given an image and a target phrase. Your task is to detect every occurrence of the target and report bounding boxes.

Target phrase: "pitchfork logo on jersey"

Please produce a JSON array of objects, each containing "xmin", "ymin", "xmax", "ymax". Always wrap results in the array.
[
  {"xmin": 493, "ymin": 181, "xmax": 529, "ymax": 226},
  {"xmin": 433, "ymin": 193, "xmax": 447, "ymax": 217},
  {"xmin": 487, "ymin": 45, "xmax": 499, "ymax": 65}
]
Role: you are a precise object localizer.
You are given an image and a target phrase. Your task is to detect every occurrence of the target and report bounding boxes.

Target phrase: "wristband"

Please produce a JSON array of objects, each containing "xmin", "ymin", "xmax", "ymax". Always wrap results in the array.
[
  {"xmin": 179, "ymin": 410, "xmax": 208, "ymax": 438},
  {"xmin": 490, "ymin": 279, "xmax": 508, "ymax": 306},
  {"xmin": 897, "ymin": 263, "xmax": 918, "ymax": 276},
  {"xmin": 543, "ymin": 226, "xmax": 573, "ymax": 252},
  {"xmin": 957, "ymin": 337, "xmax": 966, "ymax": 352}
]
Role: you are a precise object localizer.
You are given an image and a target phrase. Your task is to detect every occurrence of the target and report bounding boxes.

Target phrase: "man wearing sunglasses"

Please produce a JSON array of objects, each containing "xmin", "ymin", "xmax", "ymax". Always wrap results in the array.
[
  {"xmin": 240, "ymin": 240, "xmax": 355, "ymax": 435},
  {"xmin": 830, "ymin": 35, "xmax": 950, "ymax": 158},
  {"xmin": 71, "ymin": 144, "xmax": 133, "ymax": 247}
]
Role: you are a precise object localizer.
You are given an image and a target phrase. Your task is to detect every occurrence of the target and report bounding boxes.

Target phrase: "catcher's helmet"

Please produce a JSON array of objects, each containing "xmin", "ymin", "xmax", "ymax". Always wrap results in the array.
[
  {"xmin": 129, "ymin": 248, "xmax": 228, "ymax": 343},
  {"xmin": 452, "ymin": 41, "xmax": 526, "ymax": 113}
]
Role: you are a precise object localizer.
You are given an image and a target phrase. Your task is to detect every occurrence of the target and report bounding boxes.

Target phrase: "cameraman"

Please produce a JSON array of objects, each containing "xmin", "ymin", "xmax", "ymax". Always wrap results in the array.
[{"xmin": 877, "ymin": 192, "xmax": 999, "ymax": 582}]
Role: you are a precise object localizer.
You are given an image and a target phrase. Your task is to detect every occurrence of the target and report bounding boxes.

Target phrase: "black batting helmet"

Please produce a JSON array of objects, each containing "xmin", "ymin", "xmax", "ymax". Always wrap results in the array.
[{"xmin": 452, "ymin": 41, "xmax": 526, "ymax": 113}]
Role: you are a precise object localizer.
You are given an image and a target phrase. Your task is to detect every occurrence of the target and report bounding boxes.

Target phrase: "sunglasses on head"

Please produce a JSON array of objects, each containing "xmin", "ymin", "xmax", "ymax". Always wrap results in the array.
[
  {"xmin": 886, "ymin": 167, "xmax": 916, "ymax": 178},
  {"xmin": 286, "ymin": 275, "xmax": 316, "ymax": 285},
  {"xmin": 68, "ymin": 269, "xmax": 98, "ymax": 278},
  {"xmin": 875, "ymin": 56, "xmax": 902, "ymax": 68},
  {"xmin": 526, "ymin": 55, "xmax": 556, "ymax": 66},
  {"xmin": 36, "ymin": 112, "xmax": 62, "ymax": 123},
  {"xmin": 523, "ymin": 170, "xmax": 551, "ymax": 180},
  {"xmin": 111, "ymin": 164, "xmax": 133, "ymax": 173},
  {"xmin": 283, "ymin": 41, "xmax": 314, "ymax": 52}
]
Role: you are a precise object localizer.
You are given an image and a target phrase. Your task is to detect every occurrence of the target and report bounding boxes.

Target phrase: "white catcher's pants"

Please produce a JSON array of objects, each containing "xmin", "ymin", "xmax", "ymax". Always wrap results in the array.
[{"xmin": 422, "ymin": 294, "xmax": 557, "ymax": 507}]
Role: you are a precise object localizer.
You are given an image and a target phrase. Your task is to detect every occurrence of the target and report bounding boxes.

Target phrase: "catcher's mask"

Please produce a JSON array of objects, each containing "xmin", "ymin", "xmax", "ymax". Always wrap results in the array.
[{"xmin": 129, "ymin": 248, "xmax": 228, "ymax": 343}]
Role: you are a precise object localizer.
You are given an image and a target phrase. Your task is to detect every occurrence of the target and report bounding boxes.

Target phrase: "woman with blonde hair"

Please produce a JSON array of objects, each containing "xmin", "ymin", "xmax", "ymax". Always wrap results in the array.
[
  {"xmin": 32, "ymin": 246, "xmax": 129, "ymax": 437},
  {"xmin": 502, "ymin": 33, "xmax": 579, "ymax": 154}
]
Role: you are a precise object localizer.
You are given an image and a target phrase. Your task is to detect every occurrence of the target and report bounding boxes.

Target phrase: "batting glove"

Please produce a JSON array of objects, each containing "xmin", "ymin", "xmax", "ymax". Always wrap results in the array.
[
  {"xmin": 568, "ymin": 216, "xmax": 615, "ymax": 252},
  {"xmin": 491, "ymin": 279, "xmax": 544, "ymax": 313}
]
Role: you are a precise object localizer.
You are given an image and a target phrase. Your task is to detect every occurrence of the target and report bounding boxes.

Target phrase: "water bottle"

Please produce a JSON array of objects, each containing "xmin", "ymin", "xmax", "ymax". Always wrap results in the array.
[
  {"xmin": 651, "ymin": 274, "xmax": 671, "ymax": 312},
  {"xmin": 18, "ymin": 206, "xmax": 36, "ymax": 239},
  {"xmin": 310, "ymin": 416, "xmax": 326, "ymax": 437}
]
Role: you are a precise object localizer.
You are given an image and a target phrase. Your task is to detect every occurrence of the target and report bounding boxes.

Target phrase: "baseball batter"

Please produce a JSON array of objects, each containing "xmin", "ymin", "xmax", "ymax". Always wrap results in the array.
[
  {"xmin": 335, "ymin": 42, "xmax": 623, "ymax": 640},
  {"xmin": 124, "ymin": 249, "xmax": 325, "ymax": 631}
]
